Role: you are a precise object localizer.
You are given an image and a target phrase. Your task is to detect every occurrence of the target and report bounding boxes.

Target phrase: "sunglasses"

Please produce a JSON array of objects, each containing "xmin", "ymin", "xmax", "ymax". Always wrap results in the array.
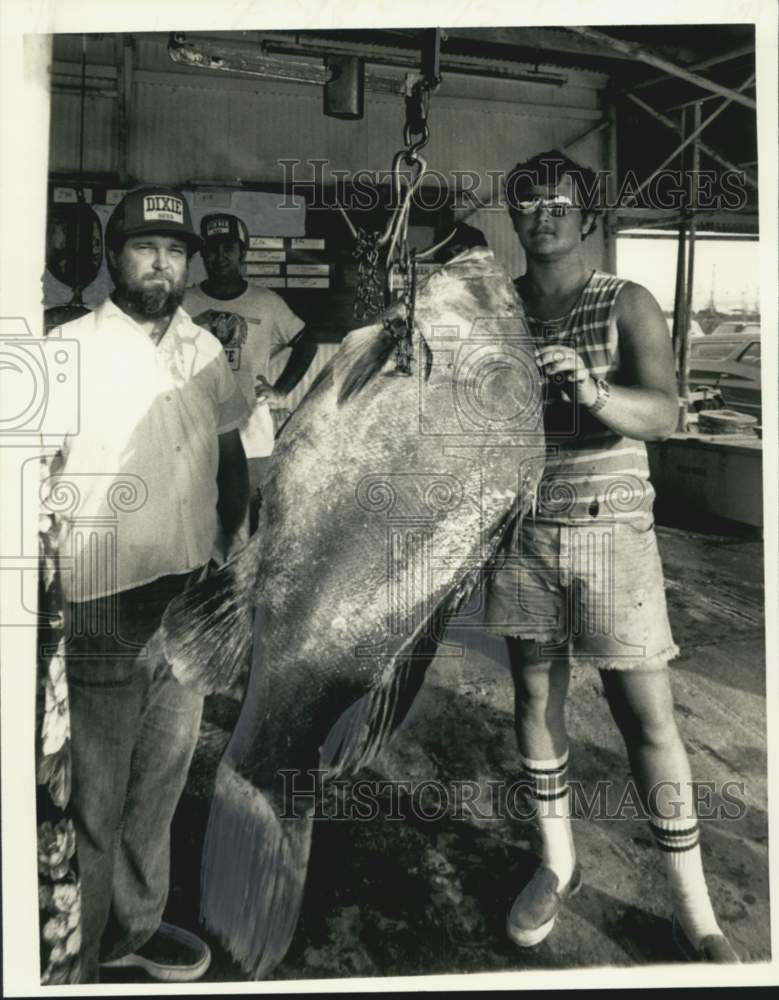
[{"xmin": 515, "ymin": 195, "xmax": 578, "ymax": 217}]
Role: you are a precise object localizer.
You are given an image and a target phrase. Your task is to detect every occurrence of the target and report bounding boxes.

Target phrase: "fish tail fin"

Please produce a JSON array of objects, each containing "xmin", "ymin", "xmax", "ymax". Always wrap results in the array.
[
  {"xmin": 201, "ymin": 762, "xmax": 312, "ymax": 980},
  {"xmin": 335, "ymin": 322, "xmax": 398, "ymax": 403},
  {"xmin": 160, "ymin": 543, "xmax": 260, "ymax": 695}
]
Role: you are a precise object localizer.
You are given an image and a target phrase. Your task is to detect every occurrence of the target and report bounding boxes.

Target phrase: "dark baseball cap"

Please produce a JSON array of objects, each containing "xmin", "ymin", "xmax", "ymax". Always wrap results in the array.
[
  {"xmin": 201, "ymin": 213, "xmax": 249, "ymax": 248},
  {"xmin": 105, "ymin": 186, "xmax": 201, "ymax": 252}
]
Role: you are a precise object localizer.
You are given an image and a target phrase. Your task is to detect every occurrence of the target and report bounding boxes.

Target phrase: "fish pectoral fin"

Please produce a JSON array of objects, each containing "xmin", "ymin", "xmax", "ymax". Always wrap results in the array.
[
  {"xmin": 161, "ymin": 544, "xmax": 259, "ymax": 695},
  {"xmin": 319, "ymin": 629, "xmax": 439, "ymax": 778}
]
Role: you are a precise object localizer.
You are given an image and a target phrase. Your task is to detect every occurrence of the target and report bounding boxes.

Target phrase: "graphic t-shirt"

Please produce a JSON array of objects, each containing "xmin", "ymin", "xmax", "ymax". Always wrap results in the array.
[{"xmin": 183, "ymin": 281, "xmax": 305, "ymax": 457}]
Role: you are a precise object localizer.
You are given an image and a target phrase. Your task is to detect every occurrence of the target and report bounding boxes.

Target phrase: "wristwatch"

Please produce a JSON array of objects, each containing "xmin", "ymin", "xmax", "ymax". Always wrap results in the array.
[{"xmin": 586, "ymin": 376, "xmax": 611, "ymax": 414}]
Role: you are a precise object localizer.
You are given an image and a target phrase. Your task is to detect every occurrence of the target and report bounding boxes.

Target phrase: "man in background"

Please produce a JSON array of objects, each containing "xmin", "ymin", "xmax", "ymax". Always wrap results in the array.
[{"xmin": 184, "ymin": 213, "xmax": 317, "ymax": 529}]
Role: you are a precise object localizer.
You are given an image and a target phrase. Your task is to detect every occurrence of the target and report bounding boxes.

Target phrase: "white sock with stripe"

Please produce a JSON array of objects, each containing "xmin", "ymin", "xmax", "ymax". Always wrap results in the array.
[
  {"xmin": 650, "ymin": 816, "xmax": 722, "ymax": 945},
  {"xmin": 520, "ymin": 751, "xmax": 576, "ymax": 887}
]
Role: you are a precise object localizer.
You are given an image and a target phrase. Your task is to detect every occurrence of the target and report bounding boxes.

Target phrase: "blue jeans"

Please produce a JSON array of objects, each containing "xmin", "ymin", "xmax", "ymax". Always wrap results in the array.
[{"xmin": 64, "ymin": 571, "xmax": 204, "ymax": 982}]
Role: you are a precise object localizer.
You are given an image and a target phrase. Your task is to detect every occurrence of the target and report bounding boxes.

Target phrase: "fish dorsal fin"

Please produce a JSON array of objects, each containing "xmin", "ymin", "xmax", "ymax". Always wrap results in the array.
[
  {"xmin": 333, "ymin": 321, "xmax": 398, "ymax": 403},
  {"xmin": 333, "ymin": 319, "xmax": 434, "ymax": 404}
]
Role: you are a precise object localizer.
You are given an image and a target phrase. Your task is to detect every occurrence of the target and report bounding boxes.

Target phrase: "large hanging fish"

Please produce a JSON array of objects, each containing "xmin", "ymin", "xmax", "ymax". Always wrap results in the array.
[{"xmin": 161, "ymin": 246, "xmax": 545, "ymax": 978}]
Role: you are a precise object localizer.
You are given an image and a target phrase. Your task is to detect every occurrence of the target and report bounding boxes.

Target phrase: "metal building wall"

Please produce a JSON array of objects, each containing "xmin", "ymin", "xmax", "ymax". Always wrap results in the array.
[
  {"xmin": 132, "ymin": 84, "xmax": 607, "ymax": 274},
  {"xmin": 49, "ymin": 91, "xmax": 116, "ymax": 175},
  {"xmin": 49, "ymin": 33, "xmax": 610, "ymax": 275}
]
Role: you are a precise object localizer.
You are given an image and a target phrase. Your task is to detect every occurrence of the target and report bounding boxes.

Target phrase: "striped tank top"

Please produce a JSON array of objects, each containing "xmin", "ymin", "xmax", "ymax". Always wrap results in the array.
[{"xmin": 520, "ymin": 270, "xmax": 655, "ymax": 524}]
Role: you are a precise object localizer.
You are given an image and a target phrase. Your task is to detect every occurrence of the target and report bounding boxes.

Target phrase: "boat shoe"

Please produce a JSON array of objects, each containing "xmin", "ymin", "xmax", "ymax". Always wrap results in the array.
[
  {"xmin": 100, "ymin": 922, "xmax": 212, "ymax": 982},
  {"xmin": 672, "ymin": 914, "xmax": 740, "ymax": 964},
  {"xmin": 507, "ymin": 862, "xmax": 583, "ymax": 948}
]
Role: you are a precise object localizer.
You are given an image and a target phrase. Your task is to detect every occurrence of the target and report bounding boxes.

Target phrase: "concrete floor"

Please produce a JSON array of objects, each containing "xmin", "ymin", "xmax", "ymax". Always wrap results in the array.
[{"xmin": 102, "ymin": 523, "xmax": 770, "ymax": 986}]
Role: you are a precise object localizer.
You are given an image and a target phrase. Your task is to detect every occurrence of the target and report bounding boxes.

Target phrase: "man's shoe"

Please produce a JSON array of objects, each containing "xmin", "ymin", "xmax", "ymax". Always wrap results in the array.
[
  {"xmin": 672, "ymin": 914, "xmax": 740, "ymax": 964},
  {"xmin": 507, "ymin": 863, "xmax": 582, "ymax": 948},
  {"xmin": 100, "ymin": 922, "xmax": 211, "ymax": 982}
]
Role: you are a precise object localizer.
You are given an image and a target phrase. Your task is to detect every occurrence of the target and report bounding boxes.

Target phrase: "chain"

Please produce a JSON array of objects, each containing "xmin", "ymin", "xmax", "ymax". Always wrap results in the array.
[
  {"xmin": 389, "ymin": 246, "xmax": 416, "ymax": 376},
  {"xmin": 352, "ymin": 228, "xmax": 384, "ymax": 321}
]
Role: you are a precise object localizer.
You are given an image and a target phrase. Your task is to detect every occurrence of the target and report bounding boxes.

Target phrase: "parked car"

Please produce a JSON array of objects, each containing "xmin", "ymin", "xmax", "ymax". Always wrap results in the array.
[
  {"xmin": 709, "ymin": 321, "xmax": 761, "ymax": 338},
  {"xmin": 687, "ymin": 331, "xmax": 761, "ymax": 420},
  {"xmin": 665, "ymin": 317, "xmax": 705, "ymax": 339}
]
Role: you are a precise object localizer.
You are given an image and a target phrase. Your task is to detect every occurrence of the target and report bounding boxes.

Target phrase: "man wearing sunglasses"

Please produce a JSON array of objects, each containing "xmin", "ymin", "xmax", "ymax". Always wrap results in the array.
[{"xmin": 486, "ymin": 150, "xmax": 737, "ymax": 963}]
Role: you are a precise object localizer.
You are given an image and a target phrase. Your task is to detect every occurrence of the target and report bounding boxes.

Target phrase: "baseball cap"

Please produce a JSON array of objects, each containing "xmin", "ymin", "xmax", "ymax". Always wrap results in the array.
[
  {"xmin": 105, "ymin": 186, "xmax": 201, "ymax": 252},
  {"xmin": 201, "ymin": 213, "xmax": 249, "ymax": 248}
]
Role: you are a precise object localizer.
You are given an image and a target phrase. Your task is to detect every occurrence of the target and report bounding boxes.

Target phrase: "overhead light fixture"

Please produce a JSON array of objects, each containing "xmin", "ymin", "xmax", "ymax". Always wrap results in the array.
[{"xmin": 324, "ymin": 55, "xmax": 365, "ymax": 119}]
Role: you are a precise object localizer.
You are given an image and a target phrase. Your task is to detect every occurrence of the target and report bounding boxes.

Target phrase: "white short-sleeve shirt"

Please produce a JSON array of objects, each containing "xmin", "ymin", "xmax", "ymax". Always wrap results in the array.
[
  {"xmin": 51, "ymin": 298, "xmax": 250, "ymax": 602},
  {"xmin": 183, "ymin": 281, "xmax": 305, "ymax": 458}
]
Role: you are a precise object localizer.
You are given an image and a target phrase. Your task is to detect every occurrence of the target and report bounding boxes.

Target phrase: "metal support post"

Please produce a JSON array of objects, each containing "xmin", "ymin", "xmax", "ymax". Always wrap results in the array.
[
  {"xmin": 678, "ymin": 102, "xmax": 701, "ymax": 432},
  {"xmin": 671, "ymin": 109, "xmax": 688, "ymax": 365},
  {"xmin": 605, "ymin": 90, "xmax": 619, "ymax": 274}
]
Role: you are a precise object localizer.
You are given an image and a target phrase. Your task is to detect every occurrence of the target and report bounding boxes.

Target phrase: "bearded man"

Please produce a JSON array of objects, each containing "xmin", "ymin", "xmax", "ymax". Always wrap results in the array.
[{"xmin": 49, "ymin": 186, "xmax": 250, "ymax": 982}]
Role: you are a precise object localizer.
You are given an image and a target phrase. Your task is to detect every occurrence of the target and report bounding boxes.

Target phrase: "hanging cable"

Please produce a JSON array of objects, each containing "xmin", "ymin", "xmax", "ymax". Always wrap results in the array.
[{"xmin": 78, "ymin": 34, "xmax": 87, "ymax": 189}]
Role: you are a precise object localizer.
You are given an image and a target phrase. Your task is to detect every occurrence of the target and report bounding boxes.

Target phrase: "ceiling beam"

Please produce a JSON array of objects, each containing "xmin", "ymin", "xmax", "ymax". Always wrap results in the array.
[
  {"xmin": 626, "ymin": 93, "xmax": 757, "ymax": 188},
  {"xmin": 621, "ymin": 42, "xmax": 755, "ymax": 95},
  {"xmin": 566, "ymin": 26, "xmax": 757, "ymax": 110},
  {"xmin": 169, "ymin": 32, "xmax": 569, "ymax": 90},
  {"xmin": 168, "ymin": 35, "xmax": 330, "ymax": 86},
  {"xmin": 633, "ymin": 74, "xmax": 756, "ymax": 198},
  {"xmin": 259, "ymin": 33, "xmax": 569, "ymax": 85},
  {"xmin": 664, "ymin": 83, "xmax": 755, "ymax": 113},
  {"xmin": 563, "ymin": 117, "xmax": 610, "ymax": 151},
  {"xmin": 442, "ymin": 26, "xmax": 697, "ymax": 66},
  {"xmin": 613, "ymin": 207, "xmax": 759, "ymax": 233},
  {"xmin": 618, "ymin": 230, "xmax": 758, "ymax": 241}
]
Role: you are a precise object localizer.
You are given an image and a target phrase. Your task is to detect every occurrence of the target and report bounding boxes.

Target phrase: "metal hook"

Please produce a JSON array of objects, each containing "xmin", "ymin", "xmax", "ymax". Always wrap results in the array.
[
  {"xmin": 384, "ymin": 152, "xmax": 427, "ymax": 269},
  {"xmin": 378, "ymin": 146, "xmax": 422, "ymax": 248},
  {"xmin": 403, "ymin": 123, "xmax": 430, "ymax": 160}
]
